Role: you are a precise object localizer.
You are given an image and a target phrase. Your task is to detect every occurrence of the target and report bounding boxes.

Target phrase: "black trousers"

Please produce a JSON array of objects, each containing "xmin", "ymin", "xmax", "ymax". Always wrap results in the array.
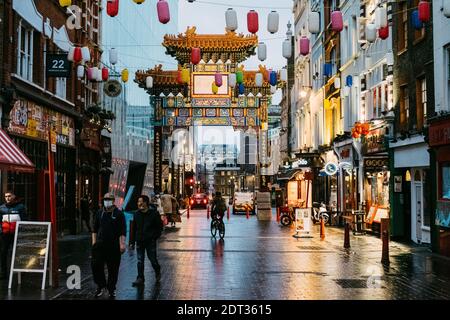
[
  {"xmin": 136, "ymin": 240, "xmax": 160, "ymax": 280},
  {"xmin": 0, "ymin": 233, "xmax": 14, "ymax": 276},
  {"xmin": 91, "ymin": 243, "xmax": 121, "ymax": 291}
]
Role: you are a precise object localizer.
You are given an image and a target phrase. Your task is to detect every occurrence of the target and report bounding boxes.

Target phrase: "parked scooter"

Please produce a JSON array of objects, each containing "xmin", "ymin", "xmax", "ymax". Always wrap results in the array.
[
  {"xmin": 279, "ymin": 205, "xmax": 295, "ymax": 226},
  {"xmin": 312, "ymin": 202, "xmax": 330, "ymax": 225}
]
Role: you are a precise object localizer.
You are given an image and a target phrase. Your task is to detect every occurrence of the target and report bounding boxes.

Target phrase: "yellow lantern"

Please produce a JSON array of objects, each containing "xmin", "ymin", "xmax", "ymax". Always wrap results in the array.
[
  {"xmin": 181, "ymin": 68, "xmax": 190, "ymax": 84},
  {"xmin": 133, "ymin": 0, "xmax": 146, "ymax": 4},
  {"xmin": 121, "ymin": 68, "xmax": 129, "ymax": 82},
  {"xmin": 59, "ymin": 0, "xmax": 72, "ymax": 7},
  {"xmin": 212, "ymin": 82, "xmax": 219, "ymax": 94}
]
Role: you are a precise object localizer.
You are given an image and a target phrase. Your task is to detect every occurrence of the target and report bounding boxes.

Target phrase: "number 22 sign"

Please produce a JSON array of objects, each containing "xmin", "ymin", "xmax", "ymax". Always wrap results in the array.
[{"xmin": 46, "ymin": 53, "xmax": 71, "ymax": 78}]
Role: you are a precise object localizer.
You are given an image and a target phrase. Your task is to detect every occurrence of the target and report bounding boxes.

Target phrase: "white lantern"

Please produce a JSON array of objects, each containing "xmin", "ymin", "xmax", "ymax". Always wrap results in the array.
[
  {"xmin": 343, "ymin": 86, "xmax": 350, "ymax": 97},
  {"xmin": 282, "ymin": 38, "xmax": 292, "ymax": 59},
  {"xmin": 91, "ymin": 67, "xmax": 99, "ymax": 81},
  {"xmin": 67, "ymin": 46, "xmax": 75, "ymax": 62},
  {"xmin": 146, "ymin": 76, "xmax": 153, "ymax": 89},
  {"xmin": 258, "ymin": 42, "xmax": 267, "ymax": 61},
  {"xmin": 225, "ymin": 8, "xmax": 238, "ymax": 31},
  {"xmin": 375, "ymin": 7, "xmax": 388, "ymax": 28},
  {"xmin": 267, "ymin": 11, "xmax": 279, "ymax": 34},
  {"xmin": 280, "ymin": 69, "xmax": 287, "ymax": 82},
  {"xmin": 366, "ymin": 23, "xmax": 377, "ymax": 42},
  {"xmin": 444, "ymin": 0, "xmax": 450, "ymax": 18},
  {"xmin": 229, "ymin": 73, "xmax": 237, "ymax": 88},
  {"xmin": 109, "ymin": 48, "xmax": 118, "ymax": 65},
  {"xmin": 334, "ymin": 77, "xmax": 341, "ymax": 89},
  {"xmin": 81, "ymin": 46, "xmax": 91, "ymax": 63},
  {"xmin": 270, "ymin": 85, "xmax": 277, "ymax": 94},
  {"xmin": 77, "ymin": 65, "xmax": 84, "ymax": 79},
  {"xmin": 255, "ymin": 73, "xmax": 263, "ymax": 87},
  {"xmin": 308, "ymin": 12, "xmax": 320, "ymax": 34}
]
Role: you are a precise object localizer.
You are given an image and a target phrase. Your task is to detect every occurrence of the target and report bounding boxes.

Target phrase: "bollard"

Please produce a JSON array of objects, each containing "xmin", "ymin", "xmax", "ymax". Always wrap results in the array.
[
  {"xmin": 187, "ymin": 205, "xmax": 190, "ymax": 219},
  {"xmin": 276, "ymin": 207, "xmax": 280, "ymax": 223},
  {"xmin": 381, "ymin": 218, "xmax": 390, "ymax": 264},
  {"xmin": 207, "ymin": 205, "xmax": 210, "ymax": 220},
  {"xmin": 246, "ymin": 207, "xmax": 250, "ymax": 219},
  {"xmin": 227, "ymin": 206, "xmax": 230, "ymax": 220},
  {"xmin": 344, "ymin": 222, "xmax": 350, "ymax": 248},
  {"xmin": 320, "ymin": 217, "xmax": 325, "ymax": 240}
]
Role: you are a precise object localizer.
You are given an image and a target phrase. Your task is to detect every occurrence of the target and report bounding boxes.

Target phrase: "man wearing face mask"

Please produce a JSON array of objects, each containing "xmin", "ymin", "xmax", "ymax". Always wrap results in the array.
[
  {"xmin": 91, "ymin": 193, "xmax": 126, "ymax": 298},
  {"xmin": 129, "ymin": 194, "xmax": 163, "ymax": 286}
]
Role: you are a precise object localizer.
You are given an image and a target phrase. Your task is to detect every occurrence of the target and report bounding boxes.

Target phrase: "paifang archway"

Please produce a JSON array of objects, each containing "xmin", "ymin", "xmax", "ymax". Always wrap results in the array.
[{"xmin": 135, "ymin": 27, "xmax": 284, "ymax": 199}]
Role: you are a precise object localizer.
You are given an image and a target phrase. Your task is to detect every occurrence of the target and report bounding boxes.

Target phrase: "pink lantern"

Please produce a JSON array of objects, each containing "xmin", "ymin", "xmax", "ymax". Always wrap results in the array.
[
  {"xmin": 107, "ymin": 0, "xmax": 119, "ymax": 17},
  {"xmin": 418, "ymin": 1, "xmax": 430, "ymax": 22},
  {"xmin": 215, "ymin": 72, "xmax": 223, "ymax": 87},
  {"xmin": 299, "ymin": 36, "xmax": 310, "ymax": 56},
  {"xmin": 331, "ymin": 10, "xmax": 343, "ymax": 32},
  {"xmin": 191, "ymin": 48, "xmax": 201, "ymax": 65},
  {"xmin": 157, "ymin": 0, "xmax": 170, "ymax": 24},
  {"xmin": 378, "ymin": 26, "xmax": 389, "ymax": 40},
  {"xmin": 87, "ymin": 68, "xmax": 94, "ymax": 81},
  {"xmin": 102, "ymin": 67, "xmax": 109, "ymax": 81},
  {"xmin": 73, "ymin": 47, "xmax": 82, "ymax": 62},
  {"xmin": 247, "ymin": 10, "xmax": 259, "ymax": 34}
]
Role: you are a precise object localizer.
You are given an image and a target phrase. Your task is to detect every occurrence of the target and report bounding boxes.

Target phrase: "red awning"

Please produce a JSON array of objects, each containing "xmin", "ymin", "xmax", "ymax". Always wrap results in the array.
[{"xmin": 0, "ymin": 128, "xmax": 35, "ymax": 173}]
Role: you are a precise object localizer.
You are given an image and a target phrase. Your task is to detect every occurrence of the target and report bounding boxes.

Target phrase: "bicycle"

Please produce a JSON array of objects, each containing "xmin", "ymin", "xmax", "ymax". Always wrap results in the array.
[{"xmin": 210, "ymin": 216, "xmax": 225, "ymax": 240}]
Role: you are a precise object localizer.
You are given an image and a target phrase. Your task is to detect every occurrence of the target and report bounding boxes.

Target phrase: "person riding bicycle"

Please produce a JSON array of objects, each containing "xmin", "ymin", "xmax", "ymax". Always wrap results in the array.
[{"xmin": 211, "ymin": 192, "xmax": 226, "ymax": 221}]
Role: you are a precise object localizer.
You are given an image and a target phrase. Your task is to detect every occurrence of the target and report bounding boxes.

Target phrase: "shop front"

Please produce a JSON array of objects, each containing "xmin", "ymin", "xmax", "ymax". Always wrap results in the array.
[
  {"xmin": 362, "ymin": 125, "xmax": 390, "ymax": 234},
  {"xmin": 6, "ymin": 99, "xmax": 77, "ymax": 234},
  {"xmin": 390, "ymin": 136, "xmax": 431, "ymax": 244},
  {"xmin": 276, "ymin": 153, "xmax": 323, "ymax": 208},
  {"xmin": 428, "ymin": 116, "xmax": 450, "ymax": 257}
]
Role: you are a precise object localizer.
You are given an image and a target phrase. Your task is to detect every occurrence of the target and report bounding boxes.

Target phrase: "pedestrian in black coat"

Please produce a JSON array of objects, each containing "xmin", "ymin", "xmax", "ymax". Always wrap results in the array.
[{"xmin": 129, "ymin": 194, "xmax": 163, "ymax": 286}]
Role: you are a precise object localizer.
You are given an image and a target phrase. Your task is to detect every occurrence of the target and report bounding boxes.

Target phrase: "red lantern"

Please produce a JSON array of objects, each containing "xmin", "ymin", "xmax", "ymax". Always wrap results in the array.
[
  {"xmin": 361, "ymin": 122, "xmax": 370, "ymax": 135},
  {"xmin": 355, "ymin": 123, "xmax": 363, "ymax": 135},
  {"xmin": 73, "ymin": 47, "xmax": 82, "ymax": 63},
  {"xmin": 378, "ymin": 26, "xmax": 389, "ymax": 40},
  {"xmin": 191, "ymin": 48, "xmax": 201, "ymax": 65},
  {"xmin": 177, "ymin": 70, "xmax": 183, "ymax": 84},
  {"xmin": 418, "ymin": 1, "xmax": 430, "ymax": 23},
  {"xmin": 102, "ymin": 67, "xmax": 109, "ymax": 81},
  {"xmin": 247, "ymin": 10, "xmax": 259, "ymax": 34},
  {"xmin": 157, "ymin": 0, "xmax": 170, "ymax": 24},
  {"xmin": 107, "ymin": 0, "xmax": 119, "ymax": 17}
]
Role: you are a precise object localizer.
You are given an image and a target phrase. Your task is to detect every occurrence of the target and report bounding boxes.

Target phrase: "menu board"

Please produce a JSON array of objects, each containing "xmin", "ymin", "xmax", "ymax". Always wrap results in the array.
[
  {"xmin": 9, "ymin": 222, "xmax": 51, "ymax": 290},
  {"xmin": 373, "ymin": 207, "xmax": 389, "ymax": 223}
]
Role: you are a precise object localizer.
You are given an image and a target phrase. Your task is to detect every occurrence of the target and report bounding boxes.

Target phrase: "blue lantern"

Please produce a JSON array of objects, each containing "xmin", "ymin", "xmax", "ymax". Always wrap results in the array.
[
  {"xmin": 346, "ymin": 75, "xmax": 353, "ymax": 87},
  {"xmin": 323, "ymin": 63, "xmax": 332, "ymax": 77},
  {"xmin": 412, "ymin": 10, "xmax": 423, "ymax": 30},
  {"xmin": 269, "ymin": 71, "xmax": 277, "ymax": 86},
  {"xmin": 238, "ymin": 83, "xmax": 245, "ymax": 95}
]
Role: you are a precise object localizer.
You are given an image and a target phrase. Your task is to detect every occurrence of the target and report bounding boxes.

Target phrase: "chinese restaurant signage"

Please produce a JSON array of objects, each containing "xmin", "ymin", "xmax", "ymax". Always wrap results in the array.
[{"xmin": 362, "ymin": 127, "xmax": 387, "ymax": 154}]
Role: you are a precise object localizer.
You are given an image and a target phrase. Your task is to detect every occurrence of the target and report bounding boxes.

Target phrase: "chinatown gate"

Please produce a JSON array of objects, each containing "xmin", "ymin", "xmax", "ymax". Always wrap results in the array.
[{"xmin": 135, "ymin": 27, "xmax": 283, "ymax": 214}]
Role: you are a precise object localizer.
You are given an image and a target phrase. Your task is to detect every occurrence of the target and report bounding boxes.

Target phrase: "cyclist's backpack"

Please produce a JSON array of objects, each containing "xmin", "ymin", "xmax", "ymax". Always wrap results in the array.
[{"xmin": 214, "ymin": 198, "xmax": 227, "ymax": 215}]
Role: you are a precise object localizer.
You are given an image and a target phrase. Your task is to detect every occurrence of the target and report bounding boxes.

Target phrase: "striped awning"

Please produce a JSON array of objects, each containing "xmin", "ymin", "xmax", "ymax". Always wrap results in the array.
[{"xmin": 0, "ymin": 128, "xmax": 35, "ymax": 173}]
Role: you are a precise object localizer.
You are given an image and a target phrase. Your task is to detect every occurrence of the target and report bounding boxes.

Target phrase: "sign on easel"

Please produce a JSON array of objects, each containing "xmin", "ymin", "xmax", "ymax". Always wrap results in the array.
[
  {"xmin": 293, "ymin": 208, "xmax": 313, "ymax": 238},
  {"xmin": 8, "ymin": 222, "xmax": 52, "ymax": 290}
]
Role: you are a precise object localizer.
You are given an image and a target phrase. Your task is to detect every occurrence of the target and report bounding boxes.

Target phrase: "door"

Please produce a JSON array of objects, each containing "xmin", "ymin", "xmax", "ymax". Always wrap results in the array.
[{"xmin": 415, "ymin": 184, "xmax": 422, "ymax": 243}]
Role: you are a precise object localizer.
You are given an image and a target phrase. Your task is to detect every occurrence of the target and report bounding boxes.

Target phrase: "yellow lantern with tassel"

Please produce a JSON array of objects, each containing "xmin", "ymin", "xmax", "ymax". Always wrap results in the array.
[
  {"xmin": 212, "ymin": 82, "xmax": 219, "ymax": 94},
  {"xmin": 121, "ymin": 68, "xmax": 129, "ymax": 82},
  {"xmin": 133, "ymin": 0, "xmax": 146, "ymax": 4},
  {"xmin": 59, "ymin": 0, "xmax": 72, "ymax": 7},
  {"xmin": 181, "ymin": 68, "xmax": 190, "ymax": 84}
]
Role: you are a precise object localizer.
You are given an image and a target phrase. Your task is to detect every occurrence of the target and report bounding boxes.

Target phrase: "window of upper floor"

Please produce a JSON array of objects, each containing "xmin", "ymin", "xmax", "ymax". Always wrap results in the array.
[{"xmin": 17, "ymin": 20, "xmax": 34, "ymax": 82}]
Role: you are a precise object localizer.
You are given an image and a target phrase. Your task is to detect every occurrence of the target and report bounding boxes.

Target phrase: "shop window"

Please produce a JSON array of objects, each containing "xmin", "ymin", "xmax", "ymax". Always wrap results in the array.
[
  {"xmin": 441, "ymin": 163, "xmax": 450, "ymax": 200},
  {"xmin": 397, "ymin": 2, "xmax": 408, "ymax": 52}
]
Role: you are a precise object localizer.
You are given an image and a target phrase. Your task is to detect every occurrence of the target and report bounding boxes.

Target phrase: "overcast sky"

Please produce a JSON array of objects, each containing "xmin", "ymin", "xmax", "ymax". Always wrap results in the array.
[{"xmin": 178, "ymin": 0, "xmax": 294, "ymax": 145}]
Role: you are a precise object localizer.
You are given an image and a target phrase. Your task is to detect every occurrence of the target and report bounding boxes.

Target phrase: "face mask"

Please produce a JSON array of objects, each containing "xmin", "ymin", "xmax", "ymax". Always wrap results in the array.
[{"xmin": 104, "ymin": 200, "xmax": 114, "ymax": 208}]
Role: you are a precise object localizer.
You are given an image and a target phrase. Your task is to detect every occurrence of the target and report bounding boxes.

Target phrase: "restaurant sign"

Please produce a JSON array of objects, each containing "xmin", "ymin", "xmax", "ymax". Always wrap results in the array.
[
  {"xmin": 362, "ymin": 127, "xmax": 387, "ymax": 154},
  {"xmin": 429, "ymin": 119, "xmax": 450, "ymax": 147}
]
